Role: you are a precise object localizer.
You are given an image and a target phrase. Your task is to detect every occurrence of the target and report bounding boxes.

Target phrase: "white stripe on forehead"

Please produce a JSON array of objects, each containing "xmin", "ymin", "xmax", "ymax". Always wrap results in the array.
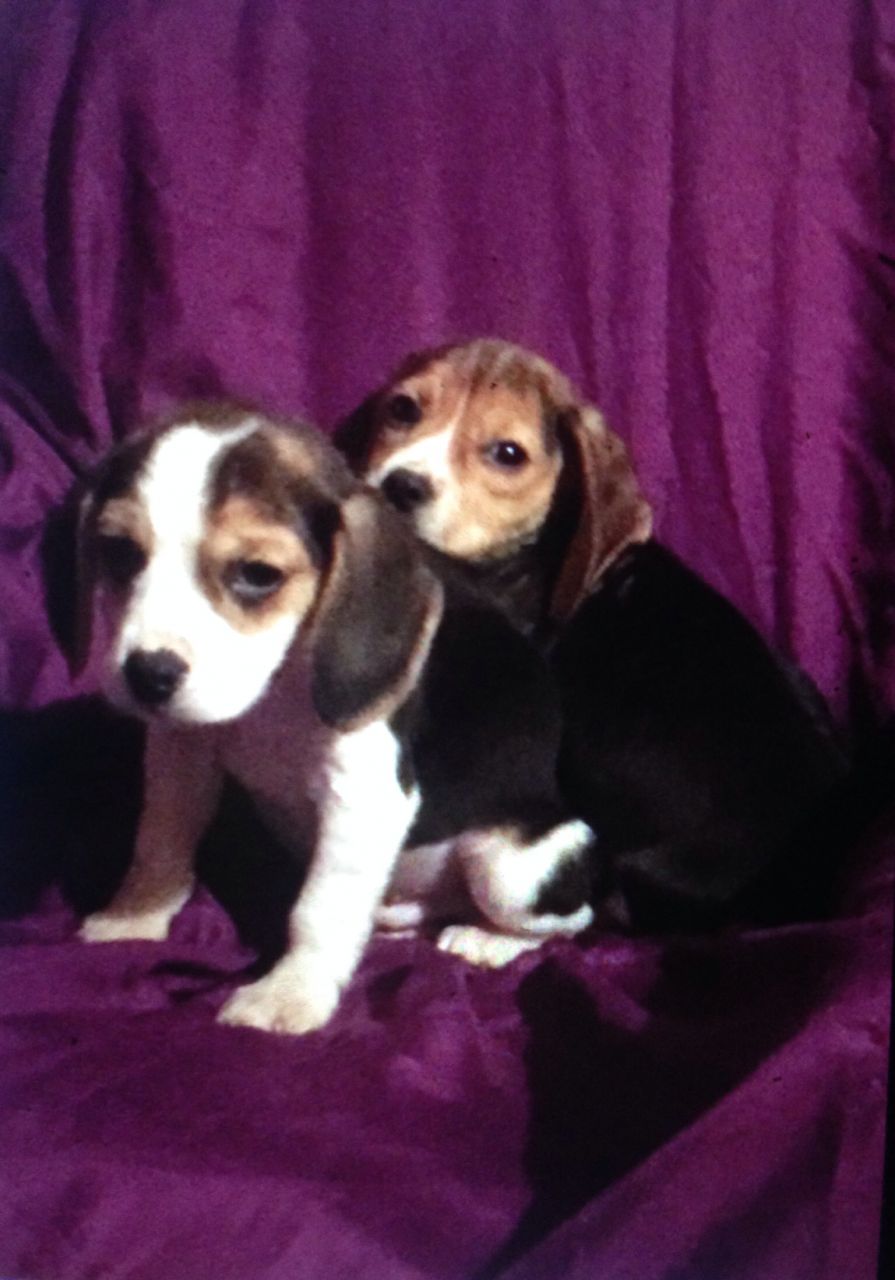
[
  {"xmin": 138, "ymin": 419, "xmax": 259, "ymax": 545},
  {"xmin": 113, "ymin": 414, "xmax": 301, "ymax": 724},
  {"xmin": 366, "ymin": 376, "xmax": 476, "ymax": 487}
]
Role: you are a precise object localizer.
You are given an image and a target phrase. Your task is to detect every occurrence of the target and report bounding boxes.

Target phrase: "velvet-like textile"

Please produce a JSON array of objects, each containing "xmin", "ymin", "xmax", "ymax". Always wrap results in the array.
[{"xmin": 0, "ymin": 2, "xmax": 891, "ymax": 1278}]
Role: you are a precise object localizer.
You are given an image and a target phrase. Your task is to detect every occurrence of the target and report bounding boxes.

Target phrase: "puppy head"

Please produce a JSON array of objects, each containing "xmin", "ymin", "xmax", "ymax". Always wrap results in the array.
[
  {"xmin": 68, "ymin": 404, "xmax": 441, "ymax": 728},
  {"xmin": 336, "ymin": 340, "xmax": 652, "ymax": 620}
]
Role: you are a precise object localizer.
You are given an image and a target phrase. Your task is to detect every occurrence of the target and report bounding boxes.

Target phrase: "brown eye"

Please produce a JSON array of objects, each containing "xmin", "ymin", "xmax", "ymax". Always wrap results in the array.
[
  {"xmin": 96, "ymin": 535, "xmax": 146, "ymax": 586},
  {"xmin": 387, "ymin": 394, "xmax": 422, "ymax": 426},
  {"xmin": 486, "ymin": 440, "xmax": 529, "ymax": 469},
  {"xmin": 228, "ymin": 560, "xmax": 285, "ymax": 604}
]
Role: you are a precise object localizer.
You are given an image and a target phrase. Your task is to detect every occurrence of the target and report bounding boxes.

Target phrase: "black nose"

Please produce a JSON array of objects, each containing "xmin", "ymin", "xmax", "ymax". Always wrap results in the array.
[
  {"xmin": 123, "ymin": 649, "xmax": 188, "ymax": 708},
  {"xmin": 381, "ymin": 468, "xmax": 434, "ymax": 513}
]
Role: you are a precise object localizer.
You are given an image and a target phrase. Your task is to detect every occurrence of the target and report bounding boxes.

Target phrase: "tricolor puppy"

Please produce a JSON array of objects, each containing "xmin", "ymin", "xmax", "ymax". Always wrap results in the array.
[
  {"xmin": 66, "ymin": 404, "xmax": 593, "ymax": 1034},
  {"xmin": 338, "ymin": 340, "xmax": 848, "ymax": 931}
]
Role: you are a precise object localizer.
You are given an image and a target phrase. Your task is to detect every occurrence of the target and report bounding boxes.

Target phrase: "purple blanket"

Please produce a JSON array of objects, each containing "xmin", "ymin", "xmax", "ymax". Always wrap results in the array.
[{"xmin": 0, "ymin": 2, "xmax": 891, "ymax": 1277}]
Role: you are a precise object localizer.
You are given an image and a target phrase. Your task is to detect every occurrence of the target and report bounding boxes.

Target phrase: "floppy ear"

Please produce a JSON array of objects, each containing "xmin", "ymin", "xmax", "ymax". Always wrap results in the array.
[
  {"xmin": 331, "ymin": 394, "xmax": 380, "ymax": 474},
  {"xmin": 40, "ymin": 481, "xmax": 96, "ymax": 677},
  {"xmin": 308, "ymin": 489, "xmax": 443, "ymax": 730},
  {"xmin": 549, "ymin": 406, "xmax": 653, "ymax": 622}
]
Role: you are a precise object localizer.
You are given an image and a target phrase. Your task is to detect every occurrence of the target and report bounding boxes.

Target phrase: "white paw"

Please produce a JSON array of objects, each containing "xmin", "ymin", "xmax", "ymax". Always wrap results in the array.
[
  {"xmin": 375, "ymin": 901, "xmax": 428, "ymax": 931},
  {"xmin": 530, "ymin": 902, "xmax": 595, "ymax": 937},
  {"xmin": 217, "ymin": 964, "xmax": 340, "ymax": 1035},
  {"xmin": 436, "ymin": 924, "xmax": 542, "ymax": 969},
  {"xmin": 79, "ymin": 910, "xmax": 174, "ymax": 943}
]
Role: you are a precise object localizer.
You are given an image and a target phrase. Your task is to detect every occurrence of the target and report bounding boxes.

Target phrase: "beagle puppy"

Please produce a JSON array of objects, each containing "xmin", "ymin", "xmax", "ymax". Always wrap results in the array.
[
  {"xmin": 66, "ymin": 403, "xmax": 594, "ymax": 1034},
  {"xmin": 337, "ymin": 340, "xmax": 848, "ymax": 932}
]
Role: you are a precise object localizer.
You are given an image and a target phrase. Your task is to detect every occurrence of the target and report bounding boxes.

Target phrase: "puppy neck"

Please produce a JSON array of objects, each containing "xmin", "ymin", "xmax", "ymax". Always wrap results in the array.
[{"xmin": 420, "ymin": 534, "xmax": 564, "ymax": 639}]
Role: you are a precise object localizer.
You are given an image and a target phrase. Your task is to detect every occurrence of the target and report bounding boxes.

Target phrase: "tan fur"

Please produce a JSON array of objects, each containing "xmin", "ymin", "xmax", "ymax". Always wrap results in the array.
[
  {"xmin": 198, "ymin": 495, "xmax": 318, "ymax": 634},
  {"xmin": 95, "ymin": 496, "xmax": 154, "ymax": 555},
  {"xmin": 267, "ymin": 426, "xmax": 335, "ymax": 481},
  {"xmin": 83, "ymin": 418, "xmax": 334, "ymax": 642},
  {"xmin": 341, "ymin": 340, "xmax": 652, "ymax": 609},
  {"xmin": 79, "ymin": 723, "xmax": 220, "ymax": 942},
  {"xmin": 549, "ymin": 404, "xmax": 653, "ymax": 621},
  {"xmin": 364, "ymin": 346, "xmax": 565, "ymax": 560},
  {"xmin": 77, "ymin": 411, "xmax": 442, "ymax": 736}
]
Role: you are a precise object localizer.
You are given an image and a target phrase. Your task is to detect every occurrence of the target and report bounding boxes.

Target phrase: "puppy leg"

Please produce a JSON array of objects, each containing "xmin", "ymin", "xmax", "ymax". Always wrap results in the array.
[
  {"xmin": 436, "ymin": 819, "xmax": 595, "ymax": 967},
  {"xmin": 376, "ymin": 838, "xmax": 471, "ymax": 934},
  {"xmin": 219, "ymin": 720, "xmax": 417, "ymax": 1035},
  {"xmin": 81, "ymin": 724, "xmax": 221, "ymax": 942}
]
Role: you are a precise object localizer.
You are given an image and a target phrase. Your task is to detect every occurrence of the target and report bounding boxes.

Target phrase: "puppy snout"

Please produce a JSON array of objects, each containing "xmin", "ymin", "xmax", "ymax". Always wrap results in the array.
[
  {"xmin": 381, "ymin": 468, "xmax": 434, "ymax": 513},
  {"xmin": 123, "ymin": 648, "xmax": 188, "ymax": 708}
]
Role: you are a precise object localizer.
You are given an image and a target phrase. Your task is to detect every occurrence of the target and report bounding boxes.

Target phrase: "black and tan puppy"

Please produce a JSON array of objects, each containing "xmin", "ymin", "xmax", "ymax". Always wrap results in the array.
[
  {"xmin": 63, "ymin": 403, "xmax": 594, "ymax": 1032},
  {"xmin": 337, "ymin": 340, "xmax": 848, "ymax": 932}
]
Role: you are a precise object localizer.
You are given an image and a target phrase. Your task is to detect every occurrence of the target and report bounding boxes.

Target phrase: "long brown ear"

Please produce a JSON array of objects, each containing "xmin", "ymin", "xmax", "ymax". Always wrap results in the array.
[
  {"xmin": 308, "ymin": 489, "xmax": 443, "ymax": 730},
  {"xmin": 550, "ymin": 406, "xmax": 653, "ymax": 622},
  {"xmin": 40, "ymin": 482, "xmax": 96, "ymax": 677},
  {"xmin": 331, "ymin": 394, "xmax": 379, "ymax": 474}
]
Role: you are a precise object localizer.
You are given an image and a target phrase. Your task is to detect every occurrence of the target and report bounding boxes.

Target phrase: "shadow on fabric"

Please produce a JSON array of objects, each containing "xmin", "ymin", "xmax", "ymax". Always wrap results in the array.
[
  {"xmin": 475, "ymin": 941, "xmax": 839, "ymax": 1280},
  {"xmin": 0, "ymin": 697, "xmax": 304, "ymax": 968},
  {"xmin": 475, "ymin": 709, "xmax": 895, "ymax": 1278}
]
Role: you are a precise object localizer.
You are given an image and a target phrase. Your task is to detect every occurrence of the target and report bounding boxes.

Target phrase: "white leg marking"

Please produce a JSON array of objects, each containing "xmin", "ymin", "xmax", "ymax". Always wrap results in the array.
[
  {"xmin": 459, "ymin": 819, "xmax": 595, "ymax": 937},
  {"xmin": 436, "ymin": 924, "xmax": 542, "ymax": 968},
  {"xmin": 80, "ymin": 724, "xmax": 221, "ymax": 942},
  {"xmin": 218, "ymin": 720, "xmax": 418, "ymax": 1034}
]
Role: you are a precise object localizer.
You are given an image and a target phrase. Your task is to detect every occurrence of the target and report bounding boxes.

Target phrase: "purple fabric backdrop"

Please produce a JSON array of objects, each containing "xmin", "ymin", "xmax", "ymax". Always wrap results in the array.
[{"xmin": 0, "ymin": 2, "xmax": 892, "ymax": 1278}]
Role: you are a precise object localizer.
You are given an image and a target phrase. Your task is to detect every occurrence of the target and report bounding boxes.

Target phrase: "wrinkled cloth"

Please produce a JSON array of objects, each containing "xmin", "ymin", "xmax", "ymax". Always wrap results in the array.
[{"xmin": 0, "ymin": 2, "xmax": 891, "ymax": 1278}]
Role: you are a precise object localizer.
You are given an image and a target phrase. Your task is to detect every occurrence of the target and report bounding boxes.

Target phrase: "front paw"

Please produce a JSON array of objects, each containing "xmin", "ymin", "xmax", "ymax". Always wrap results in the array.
[
  {"xmin": 436, "ymin": 924, "xmax": 542, "ymax": 968},
  {"xmin": 217, "ymin": 963, "xmax": 340, "ymax": 1035},
  {"xmin": 79, "ymin": 909, "xmax": 175, "ymax": 943}
]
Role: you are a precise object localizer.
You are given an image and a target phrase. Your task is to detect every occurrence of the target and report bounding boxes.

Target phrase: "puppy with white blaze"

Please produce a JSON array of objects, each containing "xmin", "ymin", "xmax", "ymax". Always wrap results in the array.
[{"xmin": 65, "ymin": 403, "xmax": 594, "ymax": 1034}]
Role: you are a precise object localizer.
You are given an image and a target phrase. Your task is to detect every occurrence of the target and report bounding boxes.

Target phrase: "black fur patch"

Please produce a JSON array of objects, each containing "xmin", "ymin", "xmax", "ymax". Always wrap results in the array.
[
  {"xmin": 399, "ymin": 583, "xmax": 569, "ymax": 847},
  {"xmin": 93, "ymin": 434, "xmax": 155, "ymax": 506},
  {"xmin": 308, "ymin": 497, "xmax": 436, "ymax": 729},
  {"xmin": 533, "ymin": 850, "xmax": 592, "ymax": 917},
  {"xmin": 421, "ymin": 536, "xmax": 848, "ymax": 931},
  {"xmin": 550, "ymin": 540, "xmax": 849, "ymax": 928}
]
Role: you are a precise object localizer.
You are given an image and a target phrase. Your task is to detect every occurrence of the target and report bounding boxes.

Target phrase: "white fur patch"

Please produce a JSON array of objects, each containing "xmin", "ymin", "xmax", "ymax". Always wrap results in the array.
[
  {"xmin": 367, "ymin": 426, "xmax": 454, "ymax": 491},
  {"xmin": 218, "ymin": 719, "xmax": 419, "ymax": 1034},
  {"xmin": 459, "ymin": 819, "xmax": 595, "ymax": 936},
  {"xmin": 366, "ymin": 424, "xmax": 474, "ymax": 553},
  {"xmin": 436, "ymin": 924, "xmax": 542, "ymax": 968},
  {"xmin": 375, "ymin": 902, "xmax": 429, "ymax": 933},
  {"xmin": 104, "ymin": 420, "xmax": 301, "ymax": 725},
  {"xmin": 380, "ymin": 819, "xmax": 596, "ymax": 962},
  {"xmin": 216, "ymin": 952, "xmax": 342, "ymax": 1035}
]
